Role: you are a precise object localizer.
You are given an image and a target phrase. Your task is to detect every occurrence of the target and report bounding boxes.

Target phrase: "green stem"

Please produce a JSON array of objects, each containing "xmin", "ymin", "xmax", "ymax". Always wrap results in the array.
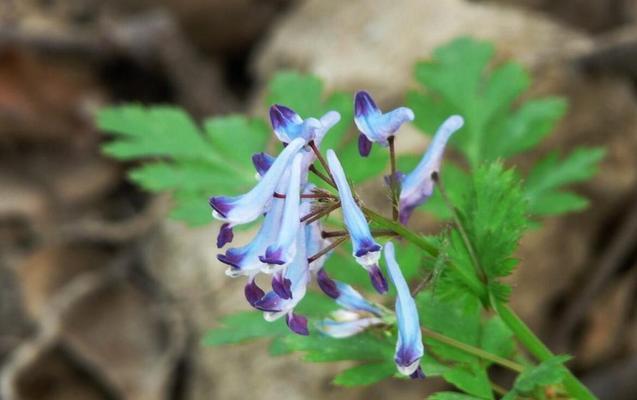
[
  {"xmin": 421, "ymin": 327, "xmax": 525, "ymax": 373},
  {"xmin": 493, "ymin": 300, "xmax": 597, "ymax": 400},
  {"xmin": 363, "ymin": 207, "xmax": 486, "ymax": 299},
  {"xmin": 388, "ymin": 136, "xmax": 399, "ymax": 221}
]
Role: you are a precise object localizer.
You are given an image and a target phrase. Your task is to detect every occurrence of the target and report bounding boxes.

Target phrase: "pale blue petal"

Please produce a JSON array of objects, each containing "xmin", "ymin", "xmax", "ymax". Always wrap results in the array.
[
  {"xmin": 384, "ymin": 241, "xmax": 424, "ymax": 376},
  {"xmin": 210, "ymin": 137, "xmax": 305, "ymax": 226},
  {"xmin": 260, "ymin": 153, "xmax": 304, "ymax": 269},
  {"xmin": 398, "ymin": 115, "xmax": 463, "ymax": 224}
]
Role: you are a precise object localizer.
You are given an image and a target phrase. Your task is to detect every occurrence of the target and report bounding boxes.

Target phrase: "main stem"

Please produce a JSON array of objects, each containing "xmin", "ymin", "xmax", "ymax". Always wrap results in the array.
[{"xmin": 493, "ymin": 300, "xmax": 597, "ymax": 400}]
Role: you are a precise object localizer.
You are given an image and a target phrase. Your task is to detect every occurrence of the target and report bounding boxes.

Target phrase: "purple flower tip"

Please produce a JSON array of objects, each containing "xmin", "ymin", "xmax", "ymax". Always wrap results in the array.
[
  {"xmin": 355, "ymin": 241, "xmax": 382, "ymax": 258},
  {"xmin": 286, "ymin": 313, "xmax": 309, "ymax": 336},
  {"xmin": 259, "ymin": 247, "xmax": 286, "ymax": 266},
  {"xmin": 358, "ymin": 133, "xmax": 373, "ymax": 157},
  {"xmin": 269, "ymin": 104, "xmax": 298, "ymax": 132},
  {"xmin": 217, "ymin": 249, "xmax": 244, "ymax": 269},
  {"xmin": 209, "ymin": 196, "xmax": 232, "ymax": 218},
  {"xmin": 216, "ymin": 223, "xmax": 234, "ymax": 248},
  {"xmin": 252, "ymin": 152, "xmax": 275, "ymax": 176},
  {"xmin": 368, "ymin": 265, "xmax": 388, "ymax": 294},
  {"xmin": 409, "ymin": 366, "xmax": 425, "ymax": 380},
  {"xmin": 272, "ymin": 275, "xmax": 293, "ymax": 300},
  {"xmin": 317, "ymin": 268, "xmax": 340, "ymax": 299},
  {"xmin": 245, "ymin": 281, "xmax": 265, "ymax": 306},
  {"xmin": 354, "ymin": 91, "xmax": 378, "ymax": 117}
]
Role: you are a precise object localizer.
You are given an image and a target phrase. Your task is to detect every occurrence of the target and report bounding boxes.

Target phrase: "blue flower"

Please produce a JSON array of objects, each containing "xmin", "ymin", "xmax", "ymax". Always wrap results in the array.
[
  {"xmin": 384, "ymin": 241, "xmax": 424, "ymax": 379},
  {"xmin": 253, "ymin": 227, "xmax": 311, "ymax": 336},
  {"xmin": 270, "ymin": 105, "xmax": 340, "ymax": 145},
  {"xmin": 317, "ymin": 281, "xmax": 385, "ymax": 338},
  {"xmin": 210, "ymin": 137, "xmax": 305, "ymax": 228},
  {"xmin": 326, "ymin": 149, "xmax": 388, "ymax": 294},
  {"xmin": 398, "ymin": 115, "xmax": 463, "ymax": 224},
  {"xmin": 260, "ymin": 153, "xmax": 304, "ymax": 271},
  {"xmin": 317, "ymin": 310, "xmax": 383, "ymax": 338},
  {"xmin": 354, "ymin": 91, "xmax": 414, "ymax": 157}
]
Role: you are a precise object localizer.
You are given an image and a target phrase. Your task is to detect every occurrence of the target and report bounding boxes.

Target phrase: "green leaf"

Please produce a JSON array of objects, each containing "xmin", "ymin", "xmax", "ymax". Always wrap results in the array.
[
  {"xmin": 408, "ymin": 37, "xmax": 601, "ymax": 220},
  {"xmin": 443, "ymin": 365, "xmax": 494, "ymax": 399},
  {"xmin": 512, "ymin": 355, "xmax": 571, "ymax": 394},
  {"xmin": 480, "ymin": 317, "xmax": 515, "ymax": 360},
  {"xmin": 202, "ymin": 311, "xmax": 288, "ymax": 346},
  {"xmin": 332, "ymin": 362, "xmax": 396, "ymax": 387},
  {"xmin": 417, "ymin": 290, "xmax": 481, "ymax": 363},
  {"xmin": 408, "ymin": 37, "xmax": 566, "ymax": 166},
  {"xmin": 525, "ymin": 148, "xmax": 605, "ymax": 216},
  {"xmin": 452, "ymin": 162, "xmax": 528, "ymax": 302},
  {"xmin": 99, "ymin": 106, "xmax": 270, "ymax": 226},
  {"xmin": 429, "ymin": 392, "xmax": 484, "ymax": 400},
  {"xmin": 282, "ymin": 332, "xmax": 394, "ymax": 362}
]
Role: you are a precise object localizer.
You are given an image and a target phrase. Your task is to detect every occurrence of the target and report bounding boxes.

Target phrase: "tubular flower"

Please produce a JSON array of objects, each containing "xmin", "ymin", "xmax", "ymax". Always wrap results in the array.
[
  {"xmin": 260, "ymin": 153, "xmax": 304, "ymax": 270},
  {"xmin": 398, "ymin": 115, "xmax": 463, "ymax": 225},
  {"xmin": 354, "ymin": 91, "xmax": 414, "ymax": 156},
  {"xmin": 384, "ymin": 242, "xmax": 425, "ymax": 379},
  {"xmin": 270, "ymin": 104, "xmax": 341, "ymax": 145},
  {"xmin": 253, "ymin": 227, "xmax": 311, "ymax": 335},
  {"xmin": 209, "ymin": 137, "xmax": 305, "ymax": 230},
  {"xmin": 317, "ymin": 282, "xmax": 385, "ymax": 338},
  {"xmin": 326, "ymin": 149, "xmax": 387, "ymax": 294}
]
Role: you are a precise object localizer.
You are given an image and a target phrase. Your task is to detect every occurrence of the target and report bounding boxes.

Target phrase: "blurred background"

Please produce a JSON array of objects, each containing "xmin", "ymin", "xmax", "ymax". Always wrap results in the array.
[{"xmin": 0, "ymin": 0, "xmax": 636, "ymax": 399}]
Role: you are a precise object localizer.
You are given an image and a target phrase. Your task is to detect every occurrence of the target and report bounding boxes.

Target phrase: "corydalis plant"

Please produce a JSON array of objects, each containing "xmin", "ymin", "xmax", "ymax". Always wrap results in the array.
[
  {"xmin": 209, "ymin": 93, "xmax": 449, "ymax": 377},
  {"xmin": 100, "ymin": 37, "xmax": 602, "ymax": 399}
]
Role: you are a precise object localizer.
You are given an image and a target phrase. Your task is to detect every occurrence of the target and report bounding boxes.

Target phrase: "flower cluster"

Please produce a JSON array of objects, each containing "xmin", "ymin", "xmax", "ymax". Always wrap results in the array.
[{"xmin": 210, "ymin": 91, "xmax": 462, "ymax": 378}]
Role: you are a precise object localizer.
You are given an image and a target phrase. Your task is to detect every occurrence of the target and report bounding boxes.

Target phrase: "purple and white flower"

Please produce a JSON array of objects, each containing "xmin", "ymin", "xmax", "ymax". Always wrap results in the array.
[
  {"xmin": 326, "ymin": 149, "xmax": 387, "ymax": 294},
  {"xmin": 384, "ymin": 241, "xmax": 424, "ymax": 379},
  {"xmin": 398, "ymin": 115, "xmax": 463, "ymax": 225},
  {"xmin": 354, "ymin": 91, "xmax": 414, "ymax": 156},
  {"xmin": 209, "ymin": 137, "xmax": 306, "ymax": 239},
  {"xmin": 270, "ymin": 104, "xmax": 340, "ymax": 145}
]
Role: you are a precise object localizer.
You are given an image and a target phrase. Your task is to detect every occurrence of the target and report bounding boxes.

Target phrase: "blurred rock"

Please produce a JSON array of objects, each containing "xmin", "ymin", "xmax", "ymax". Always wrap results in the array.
[{"xmin": 3, "ymin": 246, "xmax": 187, "ymax": 400}]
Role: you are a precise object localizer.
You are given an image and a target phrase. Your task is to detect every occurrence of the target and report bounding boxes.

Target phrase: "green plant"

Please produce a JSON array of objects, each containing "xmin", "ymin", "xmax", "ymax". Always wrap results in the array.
[{"xmin": 98, "ymin": 37, "xmax": 603, "ymax": 399}]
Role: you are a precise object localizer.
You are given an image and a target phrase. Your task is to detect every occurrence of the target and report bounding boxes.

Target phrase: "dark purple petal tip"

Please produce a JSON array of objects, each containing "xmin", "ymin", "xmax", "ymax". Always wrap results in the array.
[
  {"xmin": 244, "ymin": 280, "xmax": 265, "ymax": 307},
  {"xmin": 355, "ymin": 240, "xmax": 382, "ymax": 258},
  {"xmin": 409, "ymin": 366, "xmax": 425, "ymax": 380},
  {"xmin": 217, "ymin": 249, "xmax": 245, "ymax": 269},
  {"xmin": 368, "ymin": 265, "xmax": 388, "ymax": 294},
  {"xmin": 269, "ymin": 104, "xmax": 298, "ymax": 130},
  {"xmin": 317, "ymin": 268, "xmax": 340, "ymax": 299},
  {"xmin": 209, "ymin": 196, "xmax": 232, "ymax": 218},
  {"xmin": 216, "ymin": 223, "xmax": 234, "ymax": 248},
  {"xmin": 252, "ymin": 152, "xmax": 276, "ymax": 177},
  {"xmin": 259, "ymin": 247, "xmax": 286, "ymax": 266},
  {"xmin": 354, "ymin": 91, "xmax": 378, "ymax": 117},
  {"xmin": 358, "ymin": 133, "xmax": 373, "ymax": 157},
  {"xmin": 272, "ymin": 275, "xmax": 293, "ymax": 300},
  {"xmin": 286, "ymin": 313, "xmax": 309, "ymax": 336},
  {"xmin": 254, "ymin": 292, "xmax": 282, "ymax": 312}
]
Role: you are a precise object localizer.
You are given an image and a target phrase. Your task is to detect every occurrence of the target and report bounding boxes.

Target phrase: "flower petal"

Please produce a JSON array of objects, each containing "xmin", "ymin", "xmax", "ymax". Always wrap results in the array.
[
  {"xmin": 260, "ymin": 152, "xmax": 304, "ymax": 268},
  {"xmin": 286, "ymin": 312, "xmax": 309, "ymax": 336},
  {"xmin": 326, "ymin": 149, "xmax": 385, "ymax": 293},
  {"xmin": 398, "ymin": 115, "xmax": 463, "ymax": 224},
  {"xmin": 384, "ymin": 241, "xmax": 424, "ymax": 377},
  {"xmin": 216, "ymin": 223, "xmax": 234, "ymax": 248},
  {"xmin": 252, "ymin": 152, "xmax": 275, "ymax": 177},
  {"xmin": 333, "ymin": 281, "xmax": 384, "ymax": 316},
  {"xmin": 317, "ymin": 316, "xmax": 383, "ymax": 338},
  {"xmin": 354, "ymin": 90, "xmax": 414, "ymax": 146},
  {"xmin": 210, "ymin": 137, "xmax": 305, "ymax": 226}
]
